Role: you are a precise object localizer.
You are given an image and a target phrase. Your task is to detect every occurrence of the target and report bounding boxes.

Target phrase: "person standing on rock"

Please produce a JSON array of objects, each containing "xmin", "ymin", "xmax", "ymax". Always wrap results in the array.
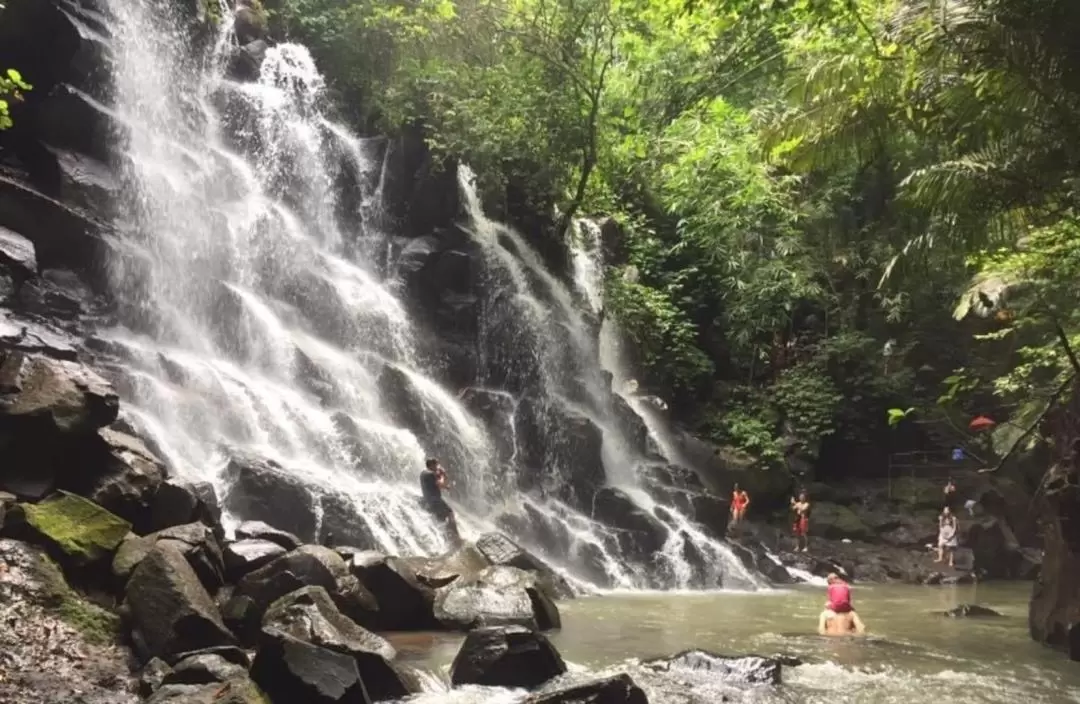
[
  {"xmin": 420, "ymin": 458, "xmax": 462, "ymax": 548},
  {"xmin": 936, "ymin": 505, "xmax": 959, "ymax": 567},
  {"xmin": 791, "ymin": 490, "xmax": 811, "ymax": 553},
  {"xmin": 730, "ymin": 484, "xmax": 750, "ymax": 526}
]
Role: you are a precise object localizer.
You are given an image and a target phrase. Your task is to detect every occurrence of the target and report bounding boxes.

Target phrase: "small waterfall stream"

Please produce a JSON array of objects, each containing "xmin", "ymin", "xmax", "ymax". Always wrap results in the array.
[{"xmin": 92, "ymin": 0, "xmax": 767, "ymax": 590}]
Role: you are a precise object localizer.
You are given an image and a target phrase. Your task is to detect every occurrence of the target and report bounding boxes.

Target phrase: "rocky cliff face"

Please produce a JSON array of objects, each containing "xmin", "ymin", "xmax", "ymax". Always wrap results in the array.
[{"xmin": 1029, "ymin": 384, "xmax": 1080, "ymax": 660}]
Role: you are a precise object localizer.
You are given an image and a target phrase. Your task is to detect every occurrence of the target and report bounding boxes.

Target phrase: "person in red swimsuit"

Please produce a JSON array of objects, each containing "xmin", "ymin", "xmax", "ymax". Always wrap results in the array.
[
  {"xmin": 730, "ymin": 484, "xmax": 750, "ymax": 525},
  {"xmin": 791, "ymin": 490, "xmax": 811, "ymax": 552}
]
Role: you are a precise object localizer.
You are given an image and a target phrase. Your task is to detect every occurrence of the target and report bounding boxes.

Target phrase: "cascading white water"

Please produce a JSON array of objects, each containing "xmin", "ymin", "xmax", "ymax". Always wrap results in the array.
[
  {"xmin": 95, "ymin": 0, "xmax": 768, "ymax": 590},
  {"xmin": 101, "ymin": 0, "xmax": 494, "ymax": 556},
  {"xmin": 459, "ymin": 169, "xmax": 765, "ymax": 590}
]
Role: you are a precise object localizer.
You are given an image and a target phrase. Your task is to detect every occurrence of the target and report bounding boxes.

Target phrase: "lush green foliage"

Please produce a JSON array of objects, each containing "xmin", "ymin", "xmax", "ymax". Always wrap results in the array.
[
  {"xmin": 276, "ymin": 0, "xmax": 1080, "ymax": 469},
  {"xmin": 0, "ymin": 67, "xmax": 30, "ymax": 130}
]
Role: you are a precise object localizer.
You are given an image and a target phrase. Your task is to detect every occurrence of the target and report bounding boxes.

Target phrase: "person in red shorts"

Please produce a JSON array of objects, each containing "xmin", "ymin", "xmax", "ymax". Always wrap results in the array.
[
  {"xmin": 730, "ymin": 484, "xmax": 750, "ymax": 525},
  {"xmin": 791, "ymin": 490, "xmax": 811, "ymax": 552}
]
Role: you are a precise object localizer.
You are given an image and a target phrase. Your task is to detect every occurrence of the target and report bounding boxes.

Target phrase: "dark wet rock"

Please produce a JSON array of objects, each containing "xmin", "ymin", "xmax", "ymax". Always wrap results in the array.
[
  {"xmin": 140, "ymin": 658, "xmax": 174, "ymax": 697},
  {"xmin": 475, "ymin": 531, "xmax": 574, "ymax": 599},
  {"xmin": 0, "ymin": 490, "xmax": 16, "ymax": 527},
  {"xmin": 50, "ymin": 147, "xmax": 121, "ymax": 222},
  {"xmin": 148, "ymin": 480, "xmax": 223, "ymax": 537},
  {"xmin": 146, "ymin": 678, "xmax": 270, "ymax": 704},
  {"xmin": 113, "ymin": 522, "xmax": 224, "ymax": 589},
  {"xmin": 0, "ymin": 539, "xmax": 137, "ymax": 704},
  {"xmin": 318, "ymin": 491, "xmax": 378, "ymax": 550},
  {"xmin": 19, "ymin": 490, "xmax": 131, "ymax": 566},
  {"xmin": 0, "ymin": 310, "xmax": 80, "ymax": 361},
  {"xmin": 224, "ymin": 539, "xmax": 287, "ymax": 581},
  {"xmin": 263, "ymin": 585, "xmax": 413, "ymax": 700},
  {"xmin": 348, "ymin": 551, "xmax": 437, "ymax": 630},
  {"xmin": 125, "ymin": 542, "xmax": 236, "ymax": 662},
  {"xmin": 515, "ymin": 399, "xmax": 606, "ymax": 509},
  {"xmin": 434, "ymin": 564, "xmax": 560, "ymax": 631},
  {"xmin": 527, "ymin": 673, "xmax": 648, "ymax": 704},
  {"xmin": 15, "ymin": 266, "xmax": 93, "ymax": 320},
  {"xmin": 940, "ymin": 604, "xmax": 1003, "ymax": 618},
  {"xmin": 225, "ymin": 39, "xmax": 268, "ymax": 83},
  {"xmin": 0, "ymin": 225, "xmax": 37, "ymax": 278},
  {"xmin": 222, "ymin": 455, "xmax": 316, "ymax": 542},
  {"xmin": 250, "ymin": 627, "xmax": 370, "ymax": 704},
  {"xmin": 237, "ymin": 544, "xmax": 376, "ymax": 625},
  {"xmin": 969, "ymin": 517, "xmax": 1030, "ymax": 579},
  {"xmin": 591, "ymin": 487, "xmax": 668, "ymax": 562},
  {"xmin": 612, "ymin": 394, "xmax": 649, "ymax": 455},
  {"xmin": 0, "ymin": 174, "xmax": 104, "ymax": 272},
  {"xmin": 234, "ymin": 520, "xmax": 301, "ymax": 551},
  {"xmin": 164, "ymin": 653, "xmax": 248, "ymax": 685},
  {"xmin": 643, "ymin": 649, "xmax": 782, "ymax": 685},
  {"xmin": 221, "ymin": 594, "xmax": 261, "ymax": 646},
  {"xmin": 809, "ymin": 502, "xmax": 875, "ymax": 542},
  {"xmin": 450, "ymin": 625, "xmax": 567, "ymax": 689},
  {"xmin": 78, "ymin": 427, "xmax": 167, "ymax": 529},
  {"xmin": 0, "ymin": 352, "xmax": 118, "ymax": 435}
]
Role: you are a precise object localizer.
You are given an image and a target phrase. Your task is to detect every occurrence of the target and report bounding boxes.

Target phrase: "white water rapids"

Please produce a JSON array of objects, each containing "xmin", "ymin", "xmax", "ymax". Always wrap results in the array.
[{"xmin": 95, "ymin": 0, "xmax": 768, "ymax": 590}]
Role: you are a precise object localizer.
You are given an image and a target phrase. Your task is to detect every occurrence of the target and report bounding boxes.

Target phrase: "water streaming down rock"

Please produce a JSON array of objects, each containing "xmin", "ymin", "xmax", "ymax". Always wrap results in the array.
[
  {"xmin": 458, "ymin": 167, "xmax": 765, "ymax": 589},
  {"xmin": 91, "ymin": 0, "xmax": 766, "ymax": 590},
  {"xmin": 99, "ymin": 0, "xmax": 490, "ymax": 557}
]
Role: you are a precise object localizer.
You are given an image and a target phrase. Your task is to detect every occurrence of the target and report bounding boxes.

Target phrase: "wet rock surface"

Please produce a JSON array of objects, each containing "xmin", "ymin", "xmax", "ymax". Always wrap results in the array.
[{"xmin": 450, "ymin": 624, "xmax": 567, "ymax": 689}]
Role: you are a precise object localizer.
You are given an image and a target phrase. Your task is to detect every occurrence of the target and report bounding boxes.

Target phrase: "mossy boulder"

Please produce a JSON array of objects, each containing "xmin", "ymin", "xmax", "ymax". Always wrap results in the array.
[
  {"xmin": 811, "ymin": 502, "xmax": 875, "ymax": 541},
  {"xmin": 36, "ymin": 552, "xmax": 123, "ymax": 644},
  {"xmin": 21, "ymin": 490, "xmax": 131, "ymax": 566}
]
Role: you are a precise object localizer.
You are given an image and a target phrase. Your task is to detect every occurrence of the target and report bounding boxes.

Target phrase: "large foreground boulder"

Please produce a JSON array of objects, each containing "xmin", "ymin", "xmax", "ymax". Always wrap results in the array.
[
  {"xmin": 262, "ymin": 586, "xmax": 413, "ymax": 701},
  {"xmin": 450, "ymin": 625, "xmax": 566, "ymax": 689},
  {"xmin": 474, "ymin": 531, "xmax": 574, "ymax": 599},
  {"xmin": 0, "ymin": 352, "xmax": 118, "ymax": 435},
  {"xmin": 113, "ymin": 522, "xmax": 225, "ymax": 589},
  {"xmin": 222, "ymin": 455, "xmax": 316, "ymax": 541},
  {"xmin": 527, "ymin": 674, "xmax": 649, "ymax": 704},
  {"xmin": 237, "ymin": 545, "xmax": 377, "ymax": 625},
  {"xmin": 125, "ymin": 542, "xmax": 236, "ymax": 661},
  {"xmin": 19, "ymin": 490, "xmax": 130, "ymax": 566},
  {"xmin": 435, "ymin": 565, "xmax": 561, "ymax": 631},
  {"xmin": 347, "ymin": 551, "xmax": 437, "ymax": 630},
  {"xmin": 250, "ymin": 629, "xmax": 369, "ymax": 704}
]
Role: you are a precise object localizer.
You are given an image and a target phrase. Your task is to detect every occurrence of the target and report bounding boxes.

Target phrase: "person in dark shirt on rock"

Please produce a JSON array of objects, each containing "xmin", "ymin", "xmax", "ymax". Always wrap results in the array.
[{"xmin": 420, "ymin": 457, "xmax": 462, "ymax": 547}]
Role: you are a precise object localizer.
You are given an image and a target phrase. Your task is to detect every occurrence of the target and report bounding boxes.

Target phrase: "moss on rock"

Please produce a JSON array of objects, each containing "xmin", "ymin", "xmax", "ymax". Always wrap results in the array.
[
  {"xmin": 812, "ymin": 502, "xmax": 875, "ymax": 541},
  {"xmin": 22, "ymin": 491, "xmax": 131, "ymax": 565},
  {"xmin": 33, "ymin": 551, "xmax": 122, "ymax": 645}
]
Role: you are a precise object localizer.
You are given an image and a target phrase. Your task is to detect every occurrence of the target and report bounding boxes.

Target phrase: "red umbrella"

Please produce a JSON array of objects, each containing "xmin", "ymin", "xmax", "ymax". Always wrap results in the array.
[{"xmin": 969, "ymin": 415, "xmax": 996, "ymax": 431}]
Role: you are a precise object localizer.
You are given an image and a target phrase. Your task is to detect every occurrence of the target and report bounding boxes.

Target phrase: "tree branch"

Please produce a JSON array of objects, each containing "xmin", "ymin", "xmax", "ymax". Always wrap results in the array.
[{"xmin": 980, "ymin": 373, "xmax": 1077, "ymax": 473}]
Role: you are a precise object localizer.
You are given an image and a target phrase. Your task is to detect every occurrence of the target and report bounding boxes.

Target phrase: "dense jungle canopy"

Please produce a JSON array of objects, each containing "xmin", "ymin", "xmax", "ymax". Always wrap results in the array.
[{"xmin": 268, "ymin": 0, "xmax": 1080, "ymax": 475}]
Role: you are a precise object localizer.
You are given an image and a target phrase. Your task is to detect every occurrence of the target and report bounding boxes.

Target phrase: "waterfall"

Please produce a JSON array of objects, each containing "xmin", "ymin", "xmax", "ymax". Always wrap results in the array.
[{"xmin": 93, "ymin": 0, "xmax": 767, "ymax": 590}]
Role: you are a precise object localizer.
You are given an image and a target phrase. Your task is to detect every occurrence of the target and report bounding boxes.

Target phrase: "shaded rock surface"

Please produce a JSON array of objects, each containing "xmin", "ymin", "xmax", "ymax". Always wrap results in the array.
[
  {"xmin": 113, "ymin": 522, "xmax": 225, "ymax": 589},
  {"xmin": 250, "ymin": 628, "xmax": 370, "ymax": 704},
  {"xmin": 450, "ymin": 624, "xmax": 567, "ymax": 689},
  {"xmin": 224, "ymin": 538, "xmax": 287, "ymax": 581},
  {"xmin": 527, "ymin": 673, "xmax": 649, "ymax": 704},
  {"xmin": 125, "ymin": 542, "xmax": 235, "ymax": 662}
]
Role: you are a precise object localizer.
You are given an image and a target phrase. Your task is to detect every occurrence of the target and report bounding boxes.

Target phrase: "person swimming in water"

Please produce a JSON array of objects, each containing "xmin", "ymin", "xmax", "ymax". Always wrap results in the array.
[{"xmin": 818, "ymin": 573, "xmax": 866, "ymax": 635}]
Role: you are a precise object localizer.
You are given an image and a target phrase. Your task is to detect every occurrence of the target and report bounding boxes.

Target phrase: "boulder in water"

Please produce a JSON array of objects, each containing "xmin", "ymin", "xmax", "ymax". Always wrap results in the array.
[
  {"xmin": 474, "ymin": 531, "xmax": 574, "ymax": 599},
  {"xmin": 222, "ymin": 455, "xmax": 317, "ymax": 542},
  {"xmin": 434, "ymin": 564, "xmax": 560, "ymax": 631},
  {"xmin": 262, "ymin": 585, "xmax": 413, "ymax": 701},
  {"xmin": 250, "ymin": 628, "xmax": 369, "ymax": 704},
  {"xmin": 940, "ymin": 604, "xmax": 1004, "ymax": 618},
  {"xmin": 348, "ymin": 551, "xmax": 437, "ymax": 630},
  {"xmin": 125, "ymin": 542, "xmax": 236, "ymax": 662},
  {"xmin": 527, "ymin": 673, "xmax": 649, "ymax": 704},
  {"xmin": 450, "ymin": 625, "xmax": 566, "ymax": 689},
  {"xmin": 643, "ymin": 649, "xmax": 782, "ymax": 685}
]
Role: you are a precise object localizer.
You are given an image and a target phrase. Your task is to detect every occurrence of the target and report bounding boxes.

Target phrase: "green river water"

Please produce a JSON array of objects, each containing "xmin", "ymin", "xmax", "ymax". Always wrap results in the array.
[{"xmin": 389, "ymin": 582, "xmax": 1080, "ymax": 703}]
